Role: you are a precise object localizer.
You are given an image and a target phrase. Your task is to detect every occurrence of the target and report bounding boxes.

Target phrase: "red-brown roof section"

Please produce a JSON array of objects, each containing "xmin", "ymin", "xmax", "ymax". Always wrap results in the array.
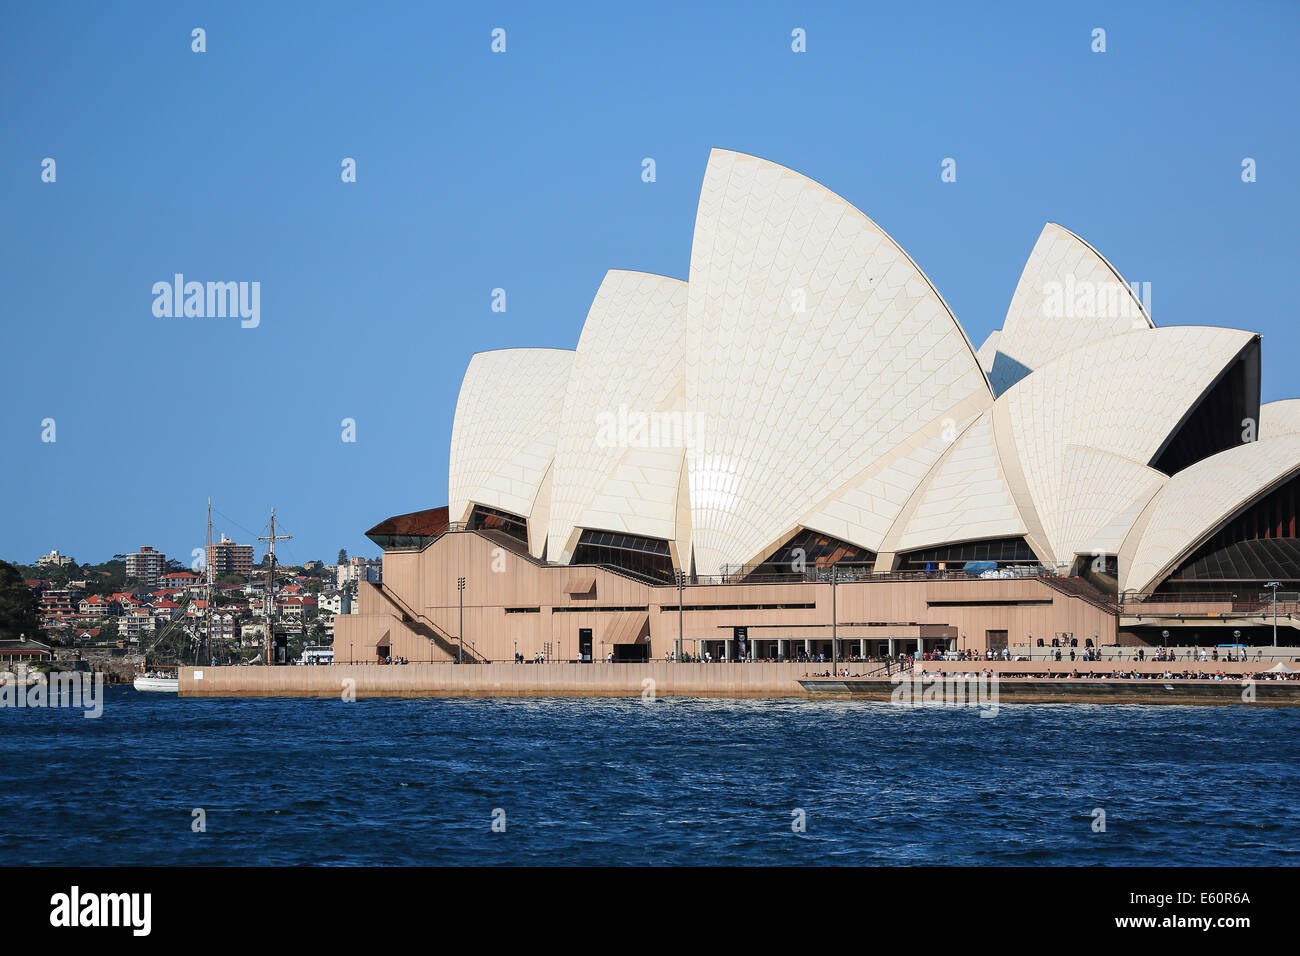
[{"xmin": 365, "ymin": 506, "xmax": 450, "ymax": 538}]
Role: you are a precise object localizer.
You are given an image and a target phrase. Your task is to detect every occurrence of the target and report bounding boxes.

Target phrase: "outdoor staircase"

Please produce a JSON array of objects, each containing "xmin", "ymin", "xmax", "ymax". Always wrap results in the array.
[
  {"xmin": 370, "ymin": 583, "xmax": 482, "ymax": 662},
  {"xmin": 1037, "ymin": 574, "xmax": 1120, "ymax": 616}
]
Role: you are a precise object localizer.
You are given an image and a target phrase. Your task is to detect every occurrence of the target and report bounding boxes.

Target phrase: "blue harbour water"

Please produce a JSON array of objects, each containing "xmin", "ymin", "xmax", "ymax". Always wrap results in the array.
[{"xmin": 2, "ymin": 687, "xmax": 1298, "ymax": 866}]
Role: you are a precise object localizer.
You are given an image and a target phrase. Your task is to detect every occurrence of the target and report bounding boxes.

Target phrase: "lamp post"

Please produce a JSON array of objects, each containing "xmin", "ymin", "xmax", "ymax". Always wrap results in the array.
[
  {"xmin": 1266, "ymin": 581, "xmax": 1281, "ymax": 647},
  {"xmin": 831, "ymin": 564, "xmax": 839, "ymax": 670},
  {"xmin": 1233, "ymin": 630, "xmax": 1242, "ymax": 663},
  {"xmin": 675, "ymin": 569, "xmax": 685, "ymax": 663},
  {"xmin": 1161, "ymin": 629, "xmax": 1169, "ymax": 649},
  {"xmin": 457, "ymin": 576, "xmax": 466, "ymax": 663}
]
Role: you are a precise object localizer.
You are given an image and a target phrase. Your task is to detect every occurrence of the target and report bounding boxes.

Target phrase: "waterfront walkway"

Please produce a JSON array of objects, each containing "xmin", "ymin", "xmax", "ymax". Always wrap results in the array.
[{"xmin": 177, "ymin": 657, "xmax": 1297, "ymax": 700}]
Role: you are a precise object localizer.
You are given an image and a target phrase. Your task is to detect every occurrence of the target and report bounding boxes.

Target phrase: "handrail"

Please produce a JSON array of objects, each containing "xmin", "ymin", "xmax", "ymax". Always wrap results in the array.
[
  {"xmin": 326, "ymin": 658, "xmax": 920, "ymax": 671},
  {"xmin": 368, "ymin": 582, "xmax": 487, "ymax": 663},
  {"xmin": 1035, "ymin": 574, "xmax": 1120, "ymax": 614},
  {"xmin": 416, "ymin": 527, "xmax": 1072, "ymax": 589},
  {"xmin": 1120, "ymin": 590, "xmax": 1300, "ymax": 605},
  {"xmin": 684, "ymin": 565, "xmax": 1060, "ymax": 587},
  {"xmin": 714, "ymin": 560, "xmax": 1058, "ymax": 584}
]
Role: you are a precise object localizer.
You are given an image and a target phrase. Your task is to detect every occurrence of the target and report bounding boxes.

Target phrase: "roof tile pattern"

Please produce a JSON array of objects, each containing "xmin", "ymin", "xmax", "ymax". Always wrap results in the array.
[
  {"xmin": 975, "ymin": 330, "xmax": 1001, "ymax": 375},
  {"xmin": 998, "ymin": 326, "xmax": 1256, "ymax": 567},
  {"xmin": 448, "ymin": 348, "xmax": 574, "ymax": 534},
  {"xmin": 442, "ymin": 149, "xmax": 1296, "ymax": 594},
  {"xmin": 803, "ymin": 408, "xmax": 985, "ymax": 554},
  {"xmin": 1260, "ymin": 399, "xmax": 1300, "ymax": 439},
  {"xmin": 1055, "ymin": 446, "xmax": 1166, "ymax": 562},
  {"xmin": 546, "ymin": 271, "xmax": 689, "ymax": 561},
  {"xmin": 989, "ymin": 224, "xmax": 1153, "ymax": 395},
  {"xmin": 896, "ymin": 411, "xmax": 1026, "ymax": 552},
  {"xmin": 683, "ymin": 149, "xmax": 989, "ymax": 575},
  {"xmin": 1121, "ymin": 435, "xmax": 1300, "ymax": 593}
]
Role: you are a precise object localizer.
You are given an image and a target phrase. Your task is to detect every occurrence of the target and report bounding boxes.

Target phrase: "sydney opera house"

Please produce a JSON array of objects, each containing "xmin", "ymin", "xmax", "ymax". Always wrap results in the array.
[{"xmin": 335, "ymin": 149, "xmax": 1300, "ymax": 665}]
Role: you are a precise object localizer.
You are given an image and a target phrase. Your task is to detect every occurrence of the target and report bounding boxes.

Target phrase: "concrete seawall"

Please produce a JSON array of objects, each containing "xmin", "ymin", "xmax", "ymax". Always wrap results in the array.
[
  {"xmin": 913, "ymin": 660, "xmax": 1282, "ymax": 677},
  {"xmin": 179, "ymin": 662, "xmax": 818, "ymax": 698},
  {"xmin": 801, "ymin": 677, "xmax": 1300, "ymax": 706},
  {"xmin": 178, "ymin": 661, "xmax": 1300, "ymax": 703}
]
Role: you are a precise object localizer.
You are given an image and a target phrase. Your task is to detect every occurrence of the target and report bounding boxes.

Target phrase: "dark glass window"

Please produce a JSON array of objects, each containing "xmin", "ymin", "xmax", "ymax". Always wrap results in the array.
[
  {"xmin": 467, "ymin": 504, "xmax": 529, "ymax": 545},
  {"xmin": 1151, "ymin": 338, "xmax": 1260, "ymax": 476},
  {"xmin": 570, "ymin": 530, "xmax": 674, "ymax": 584},
  {"xmin": 1154, "ymin": 470, "xmax": 1300, "ymax": 594},
  {"xmin": 366, "ymin": 533, "xmax": 435, "ymax": 552},
  {"xmin": 364, "ymin": 506, "xmax": 448, "ymax": 552},
  {"xmin": 740, "ymin": 529, "xmax": 875, "ymax": 581},
  {"xmin": 898, "ymin": 537, "xmax": 1036, "ymax": 569}
]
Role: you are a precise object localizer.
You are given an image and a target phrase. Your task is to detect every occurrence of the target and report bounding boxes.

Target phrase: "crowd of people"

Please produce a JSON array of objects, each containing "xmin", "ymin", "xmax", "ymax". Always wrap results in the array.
[
  {"xmin": 922, "ymin": 668, "xmax": 1299, "ymax": 682},
  {"xmin": 373, "ymin": 644, "xmax": 1286, "ymax": 672}
]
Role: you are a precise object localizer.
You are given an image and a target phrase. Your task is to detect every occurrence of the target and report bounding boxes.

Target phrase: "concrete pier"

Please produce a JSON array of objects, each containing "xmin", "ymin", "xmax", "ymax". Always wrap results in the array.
[
  {"xmin": 180, "ymin": 662, "xmax": 816, "ymax": 698},
  {"xmin": 800, "ymin": 677, "xmax": 1300, "ymax": 706},
  {"xmin": 176, "ymin": 660, "xmax": 1299, "ymax": 703}
]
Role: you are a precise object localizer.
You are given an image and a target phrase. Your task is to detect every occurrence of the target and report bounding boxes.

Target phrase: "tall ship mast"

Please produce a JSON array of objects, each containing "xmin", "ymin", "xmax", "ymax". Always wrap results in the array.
[
  {"xmin": 204, "ymin": 497, "xmax": 214, "ymax": 666},
  {"xmin": 259, "ymin": 508, "xmax": 292, "ymax": 665}
]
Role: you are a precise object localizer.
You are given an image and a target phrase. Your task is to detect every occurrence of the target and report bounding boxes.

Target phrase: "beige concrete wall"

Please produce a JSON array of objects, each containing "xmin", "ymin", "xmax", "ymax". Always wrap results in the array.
[
  {"xmin": 179, "ymin": 659, "xmax": 1297, "ymax": 700},
  {"xmin": 180, "ymin": 662, "xmax": 826, "ymax": 698},
  {"xmin": 334, "ymin": 531, "xmax": 1120, "ymax": 664}
]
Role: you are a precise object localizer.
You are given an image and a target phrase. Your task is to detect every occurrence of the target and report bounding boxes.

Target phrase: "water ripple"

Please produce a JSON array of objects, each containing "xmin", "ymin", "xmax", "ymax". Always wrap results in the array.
[{"xmin": 0, "ymin": 689, "xmax": 1297, "ymax": 865}]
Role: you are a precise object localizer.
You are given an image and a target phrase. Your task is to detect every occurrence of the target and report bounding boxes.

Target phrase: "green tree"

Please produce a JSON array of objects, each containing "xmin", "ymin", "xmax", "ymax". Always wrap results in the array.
[
  {"xmin": 83, "ymin": 560, "xmax": 126, "ymax": 595},
  {"xmin": 337, "ymin": 548, "xmax": 348, "ymax": 566},
  {"xmin": 0, "ymin": 560, "xmax": 40, "ymax": 640}
]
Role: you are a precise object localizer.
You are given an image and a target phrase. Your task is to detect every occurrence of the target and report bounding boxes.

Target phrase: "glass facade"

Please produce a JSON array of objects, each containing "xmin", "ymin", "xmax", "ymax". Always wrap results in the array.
[
  {"xmin": 1156, "ymin": 470, "xmax": 1300, "ymax": 593},
  {"xmin": 467, "ymin": 504, "xmax": 529, "ymax": 545},
  {"xmin": 367, "ymin": 533, "xmax": 434, "ymax": 552},
  {"xmin": 364, "ymin": 506, "xmax": 449, "ymax": 552},
  {"xmin": 742, "ymin": 529, "xmax": 875, "ymax": 581},
  {"xmin": 1151, "ymin": 338, "xmax": 1260, "ymax": 476},
  {"xmin": 897, "ymin": 537, "xmax": 1037, "ymax": 569},
  {"xmin": 570, "ymin": 530, "xmax": 674, "ymax": 583}
]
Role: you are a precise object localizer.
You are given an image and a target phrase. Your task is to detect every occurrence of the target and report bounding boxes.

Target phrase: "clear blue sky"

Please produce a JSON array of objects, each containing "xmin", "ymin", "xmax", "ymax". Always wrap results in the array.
[{"xmin": 2, "ymin": 1, "xmax": 1297, "ymax": 568}]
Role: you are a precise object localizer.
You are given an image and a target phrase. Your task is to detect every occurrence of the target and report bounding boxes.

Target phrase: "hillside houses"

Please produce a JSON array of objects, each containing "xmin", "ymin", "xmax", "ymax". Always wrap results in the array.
[{"xmin": 23, "ymin": 555, "xmax": 372, "ymax": 657}]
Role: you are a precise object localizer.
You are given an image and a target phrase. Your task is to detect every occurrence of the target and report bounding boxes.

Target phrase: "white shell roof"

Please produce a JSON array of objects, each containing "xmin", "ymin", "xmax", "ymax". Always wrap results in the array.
[
  {"xmin": 444, "ymin": 149, "xmax": 1297, "ymax": 586},
  {"xmin": 1120, "ymin": 435, "xmax": 1300, "ymax": 593},
  {"xmin": 683, "ymin": 148, "xmax": 990, "ymax": 575},
  {"xmin": 891, "ymin": 410, "xmax": 1028, "ymax": 553},
  {"xmin": 996, "ymin": 326, "xmax": 1257, "ymax": 567},
  {"xmin": 975, "ymin": 329, "xmax": 1001, "ymax": 375},
  {"xmin": 1260, "ymin": 399, "xmax": 1300, "ymax": 439},
  {"xmin": 1054, "ymin": 445, "xmax": 1166, "ymax": 562},
  {"xmin": 546, "ymin": 270, "xmax": 690, "ymax": 563},
  {"xmin": 799, "ymin": 404, "xmax": 986, "ymax": 556},
  {"xmin": 988, "ymin": 223, "xmax": 1153, "ymax": 395},
  {"xmin": 448, "ymin": 348, "xmax": 574, "ymax": 550}
]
